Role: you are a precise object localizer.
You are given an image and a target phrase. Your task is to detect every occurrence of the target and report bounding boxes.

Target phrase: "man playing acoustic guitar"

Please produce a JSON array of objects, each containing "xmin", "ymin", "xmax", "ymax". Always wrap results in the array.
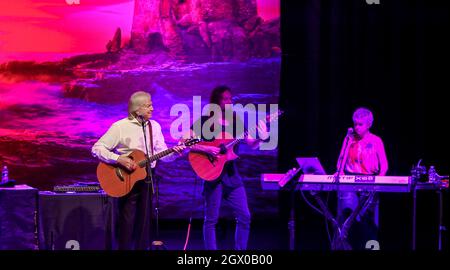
[
  {"xmin": 92, "ymin": 91, "xmax": 185, "ymax": 250},
  {"xmin": 188, "ymin": 85, "xmax": 270, "ymax": 250}
]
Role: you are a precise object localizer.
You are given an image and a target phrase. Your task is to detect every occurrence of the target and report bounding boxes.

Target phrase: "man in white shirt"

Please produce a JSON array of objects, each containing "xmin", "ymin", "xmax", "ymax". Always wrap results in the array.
[{"xmin": 92, "ymin": 91, "xmax": 185, "ymax": 250}]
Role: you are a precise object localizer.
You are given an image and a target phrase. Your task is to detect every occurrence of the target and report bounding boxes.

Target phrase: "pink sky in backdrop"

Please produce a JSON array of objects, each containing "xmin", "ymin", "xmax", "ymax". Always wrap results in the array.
[{"xmin": 0, "ymin": 0, "xmax": 279, "ymax": 61}]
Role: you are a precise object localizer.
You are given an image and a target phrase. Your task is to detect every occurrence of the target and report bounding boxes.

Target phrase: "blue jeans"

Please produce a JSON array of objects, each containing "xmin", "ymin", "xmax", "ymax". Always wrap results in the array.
[
  {"xmin": 337, "ymin": 191, "xmax": 379, "ymax": 250},
  {"xmin": 337, "ymin": 191, "xmax": 379, "ymax": 227},
  {"xmin": 203, "ymin": 183, "xmax": 251, "ymax": 250}
]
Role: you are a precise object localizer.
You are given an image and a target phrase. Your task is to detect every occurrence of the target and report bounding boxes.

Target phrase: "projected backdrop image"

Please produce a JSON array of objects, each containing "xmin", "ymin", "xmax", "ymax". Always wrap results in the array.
[{"xmin": 0, "ymin": 0, "xmax": 280, "ymax": 218}]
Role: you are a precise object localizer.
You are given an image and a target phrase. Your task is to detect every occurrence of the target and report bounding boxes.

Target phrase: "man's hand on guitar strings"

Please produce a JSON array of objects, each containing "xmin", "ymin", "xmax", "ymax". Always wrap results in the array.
[
  {"xmin": 246, "ymin": 120, "xmax": 269, "ymax": 149},
  {"xmin": 117, "ymin": 155, "xmax": 138, "ymax": 170},
  {"xmin": 256, "ymin": 119, "xmax": 270, "ymax": 141},
  {"xmin": 202, "ymin": 145, "xmax": 220, "ymax": 156}
]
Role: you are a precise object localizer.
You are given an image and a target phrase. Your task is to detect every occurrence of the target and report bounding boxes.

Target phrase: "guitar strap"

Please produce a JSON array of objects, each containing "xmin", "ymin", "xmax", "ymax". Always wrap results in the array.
[
  {"xmin": 148, "ymin": 120, "xmax": 154, "ymax": 156},
  {"xmin": 147, "ymin": 120, "xmax": 155, "ymax": 193}
]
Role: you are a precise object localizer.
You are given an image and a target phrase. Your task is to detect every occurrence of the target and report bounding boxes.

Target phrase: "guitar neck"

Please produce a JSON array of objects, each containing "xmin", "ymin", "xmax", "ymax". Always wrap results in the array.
[
  {"xmin": 225, "ymin": 138, "xmax": 242, "ymax": 149},
  {"xmin": 223, "ymin": 122, "xmax": 258, "ymax": 149},
  {"xmin": 223, "ymin": 122, "xmax": 264, "ymax": 149},
  {"xmin": 138, "ymin": 148, "xmax": 175, "ymax": 167},
  {"xmin": 224, "ymin": 110, "xmax": 281, "ymax": 149}
]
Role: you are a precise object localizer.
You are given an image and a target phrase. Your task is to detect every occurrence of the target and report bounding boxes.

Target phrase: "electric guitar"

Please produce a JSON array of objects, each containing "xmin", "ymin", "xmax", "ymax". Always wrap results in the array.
[
  {"xmin": 188, "ymin": 110, "xmax": 282, "ymax": 181},
  {"xmin": 97, "ymin": 137, "xmax": 201, "ymax": 197}
]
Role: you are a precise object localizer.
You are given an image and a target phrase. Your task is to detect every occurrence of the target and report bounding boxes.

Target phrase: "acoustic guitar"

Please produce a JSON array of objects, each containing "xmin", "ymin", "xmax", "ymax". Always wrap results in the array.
[
  {"xmin": 188, "ymin": 110, "xmax": 282, "ymax": 181},
  {"xmin": 97, "ymin": 137, "xmax": 201, "ymax": 197}
]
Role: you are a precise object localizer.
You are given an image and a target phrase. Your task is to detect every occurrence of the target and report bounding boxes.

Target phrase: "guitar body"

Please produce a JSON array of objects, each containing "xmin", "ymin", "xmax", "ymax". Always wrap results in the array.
[
  {"xmin": 188, "ymin": 132, "xmax": 239, "ymax": 181},
  {"xmin": 96, "ymin": 137, "xmax": 201, "ymax": 197},
  {"xmin": 97, "ymin": 150, "xmax": 148, "ymax": 197},
  {"xmin": 188, "ymin": 110, "xmax": 282, "ymax": 181}
]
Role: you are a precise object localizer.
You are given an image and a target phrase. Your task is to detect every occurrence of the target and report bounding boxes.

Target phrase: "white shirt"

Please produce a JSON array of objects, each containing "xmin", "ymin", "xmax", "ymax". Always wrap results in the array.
[{"xmin": 92, "ymin": 117, "xmax": 175, "ymax": 168}]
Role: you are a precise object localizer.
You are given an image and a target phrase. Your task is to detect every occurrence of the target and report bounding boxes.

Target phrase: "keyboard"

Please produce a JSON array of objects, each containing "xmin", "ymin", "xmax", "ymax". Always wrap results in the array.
[
  {"xmin": 261, "ymin": 174, "xmax": 412, "ymax": 192},
  {"xmin": 53, "ymin": 184, "xmax": 102, "ymax": 193}
]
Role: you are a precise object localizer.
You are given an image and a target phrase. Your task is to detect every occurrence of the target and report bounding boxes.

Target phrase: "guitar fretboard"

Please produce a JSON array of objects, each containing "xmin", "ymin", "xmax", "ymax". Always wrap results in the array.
[
  {"xmin": 224, "ymin": 110, "xmax": 281, "ymax": 149},
  {"xmin": 138, "ymin": 148, "xmax": 175, "ymax": 167}
]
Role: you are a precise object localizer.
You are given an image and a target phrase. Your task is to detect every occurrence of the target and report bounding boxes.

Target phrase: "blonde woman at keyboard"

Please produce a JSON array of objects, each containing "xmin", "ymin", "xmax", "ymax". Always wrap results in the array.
[{"xmin": 335, "ymin": 107, "xmax": 388, "ymax": 250}]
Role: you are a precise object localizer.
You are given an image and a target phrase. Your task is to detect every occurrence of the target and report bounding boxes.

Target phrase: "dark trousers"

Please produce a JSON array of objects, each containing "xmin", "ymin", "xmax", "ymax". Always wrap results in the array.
[{"xmin": 117, "ymin": 180, "xmax": 153, "ymax": 250}]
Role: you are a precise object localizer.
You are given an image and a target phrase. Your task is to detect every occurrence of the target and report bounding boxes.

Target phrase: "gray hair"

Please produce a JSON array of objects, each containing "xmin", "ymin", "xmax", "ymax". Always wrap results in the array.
[
  {"xmin": 128, "ymin": 91, "xmax": 151, "ymax": 119},
  {"xmin": 353, "ymin": 107, "xmax": 373, "ymax": 127}
]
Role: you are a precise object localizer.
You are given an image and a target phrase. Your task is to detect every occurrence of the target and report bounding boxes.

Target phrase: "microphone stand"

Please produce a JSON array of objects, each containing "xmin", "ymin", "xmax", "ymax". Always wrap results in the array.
[
  {"xmin": 139, "ymin": 116, "xmax": 159, "ymax": 250},
  {"xmin": 335, "ymin": 131, "xmax": 352, "ymax": 207},
  {"xmin": 335, "ymin": 132, "xmax": 352, "ymax": 184},
  {"xmin": 140, "ymin": 117, "xmax": 155, "ymax": 194},
  {"xmin": 152, "ymin": 167, "xmax": 165, "ymax": 250}
]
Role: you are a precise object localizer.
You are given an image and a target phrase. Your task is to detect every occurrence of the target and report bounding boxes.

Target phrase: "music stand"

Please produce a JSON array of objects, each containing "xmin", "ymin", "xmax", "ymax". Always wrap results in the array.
[{"xmin": 296, "ymin": 157, "xmax": 326, "ymax": 175}]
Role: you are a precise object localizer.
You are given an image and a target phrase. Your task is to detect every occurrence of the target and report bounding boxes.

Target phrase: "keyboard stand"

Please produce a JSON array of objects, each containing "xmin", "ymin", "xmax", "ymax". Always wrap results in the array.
[
  {"xmin": 310, "ymin": 190, "xmax": 377, "ymax": 250},
  {"xmin": 281, "ymin": 176, "xmax": 298, "ymax": 251}
]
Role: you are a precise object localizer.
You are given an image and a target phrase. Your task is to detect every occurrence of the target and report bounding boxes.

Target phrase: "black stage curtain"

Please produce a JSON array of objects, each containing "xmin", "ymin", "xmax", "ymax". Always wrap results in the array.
[{"xmin": 278, "ymin": 0, "xmax": 449, "ymax": 250}]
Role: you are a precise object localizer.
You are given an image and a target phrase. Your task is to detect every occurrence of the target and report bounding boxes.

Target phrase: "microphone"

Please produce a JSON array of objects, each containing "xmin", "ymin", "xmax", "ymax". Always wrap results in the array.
[
  {"xmin": 136, "ymin": 113, "xmax": 146, "ymax": 125},
  {"xmin": 347, "ymin": 127, "xmax": 354, "ymax": 137}
]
